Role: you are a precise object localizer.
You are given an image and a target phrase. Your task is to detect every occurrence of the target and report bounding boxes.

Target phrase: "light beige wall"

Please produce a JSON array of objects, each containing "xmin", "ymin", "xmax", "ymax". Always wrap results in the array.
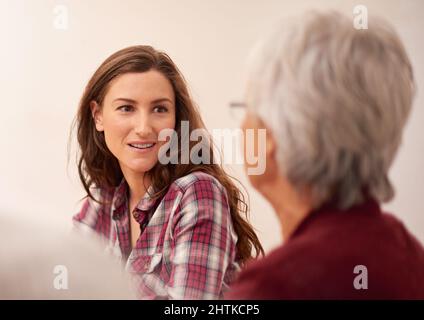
[{"xmin": 0, "ymin": 0, "xmax": 422, "ymax": 252}]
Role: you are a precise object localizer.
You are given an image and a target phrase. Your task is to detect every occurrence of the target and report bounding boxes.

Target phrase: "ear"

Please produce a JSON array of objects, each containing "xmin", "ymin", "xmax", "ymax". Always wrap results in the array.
[
  {"xmin": 243, "ymin": 114, "xmax": 280, "ymax": 189},
  {"xmin": 90, "ymin": 101, "xmax": 104, "ymax": 132},
  {"xmin": 261, "ymin": 121, "xmax": 279, "ymax": 178},
  {"xmin": 263, "ymin": 121, "xmax": 275, "ymax": 156},
  {"xmin": 249, "ymin": 115, "xmax": 278, "ymax": 165}
]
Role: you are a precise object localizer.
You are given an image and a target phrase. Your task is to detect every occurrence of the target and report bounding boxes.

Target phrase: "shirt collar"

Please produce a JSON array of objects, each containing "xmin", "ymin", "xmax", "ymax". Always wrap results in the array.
[
  {"xmin": 135, "ymin": 184, "xmax": 157, "ymax": 211},
  {"xmin": 111, "ymin": 178, "xmax": 158, "ymax": 220},
  {"xmin": 111, "ymin": 178, "xmax": 128, "ymax": 212},
  {"xmin": 288, "ymin": 198, "xmax": 381, "ymax": 241}
]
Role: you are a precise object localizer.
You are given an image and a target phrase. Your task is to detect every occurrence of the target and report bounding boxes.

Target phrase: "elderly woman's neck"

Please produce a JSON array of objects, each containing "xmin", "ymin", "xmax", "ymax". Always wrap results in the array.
[{"xmin": 260, "ymin": 178, "xmax": 312, "ymax": 242}]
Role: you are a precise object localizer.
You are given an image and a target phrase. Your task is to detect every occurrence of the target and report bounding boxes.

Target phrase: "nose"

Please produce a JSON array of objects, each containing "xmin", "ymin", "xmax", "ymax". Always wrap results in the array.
[{"xmin": 134, "ymin": 112, "xmax": 154, "ymax": 137}]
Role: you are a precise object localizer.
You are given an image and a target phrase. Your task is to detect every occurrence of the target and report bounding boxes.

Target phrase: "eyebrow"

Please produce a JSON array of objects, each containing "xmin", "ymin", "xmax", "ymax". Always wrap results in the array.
[{"xmin": 113, "ymin": 97, "xmax": 173, "ymax": 104}]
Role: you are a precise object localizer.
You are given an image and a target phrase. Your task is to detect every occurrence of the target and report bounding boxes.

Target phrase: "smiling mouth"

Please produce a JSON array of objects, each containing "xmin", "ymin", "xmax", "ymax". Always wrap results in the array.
[{"xmin": 128, "ymin": 143, "xmax": 156, "ymax": 150}]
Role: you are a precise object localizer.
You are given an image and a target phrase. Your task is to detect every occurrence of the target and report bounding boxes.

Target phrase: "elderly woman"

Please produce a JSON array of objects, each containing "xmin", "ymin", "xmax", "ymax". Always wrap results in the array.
[{"xmin": 226, "ymin": 11, "xmax": 424, "ymax": 299}]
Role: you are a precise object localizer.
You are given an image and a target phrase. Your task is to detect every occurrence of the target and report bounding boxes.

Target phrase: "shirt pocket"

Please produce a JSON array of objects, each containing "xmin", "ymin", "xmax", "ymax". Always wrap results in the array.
[{"xmin": 131, "ymin": 253, "xmax": 163, "ymax": 274}]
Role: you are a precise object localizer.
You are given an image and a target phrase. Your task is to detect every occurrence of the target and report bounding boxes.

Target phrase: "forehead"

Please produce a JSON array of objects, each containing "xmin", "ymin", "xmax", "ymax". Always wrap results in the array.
[{"xmin": 105, "ymin": 70, "xmax": 175, "ymax": 102}]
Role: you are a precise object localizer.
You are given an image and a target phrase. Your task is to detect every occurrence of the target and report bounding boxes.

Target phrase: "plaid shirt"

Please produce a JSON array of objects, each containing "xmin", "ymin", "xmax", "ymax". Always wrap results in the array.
[{"xmin": 73, "ymin": 171, "xmax": 240, "ymax": 299}]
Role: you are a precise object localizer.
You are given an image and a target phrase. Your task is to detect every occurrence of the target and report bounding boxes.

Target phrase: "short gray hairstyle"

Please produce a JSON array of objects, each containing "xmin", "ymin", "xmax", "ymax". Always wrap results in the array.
[{"xmin": 246, "ymin": 11, "xmax": 415, "ymax": 209}]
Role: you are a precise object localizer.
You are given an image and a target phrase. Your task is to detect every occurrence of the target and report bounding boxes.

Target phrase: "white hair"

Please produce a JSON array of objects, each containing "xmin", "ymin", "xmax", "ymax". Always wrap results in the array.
[{"xmin": 246, "ymin": 11, "xmax": 415, "ymax": 209}]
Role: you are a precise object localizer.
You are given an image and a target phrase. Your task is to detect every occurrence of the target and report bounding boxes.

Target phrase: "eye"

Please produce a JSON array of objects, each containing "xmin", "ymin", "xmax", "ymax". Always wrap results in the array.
[
  {"xmin": 117, "ymin": 105, "xmax": 134, "ymax": 112},
  {"xmin": 153, "ymin": 105, "xmax": 168, "ymax": 113}
]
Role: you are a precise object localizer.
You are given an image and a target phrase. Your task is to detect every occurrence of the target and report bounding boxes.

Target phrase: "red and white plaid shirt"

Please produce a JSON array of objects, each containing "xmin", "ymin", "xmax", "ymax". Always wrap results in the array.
[{"xmin": 73, "ymin": 171, "xmax": 240, "ymax": 299}]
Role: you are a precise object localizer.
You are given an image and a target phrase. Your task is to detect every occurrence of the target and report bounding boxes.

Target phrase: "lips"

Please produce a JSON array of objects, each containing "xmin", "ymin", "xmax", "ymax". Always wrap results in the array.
[{"xmin": 128, "ymin": 142, "xmax": 156, "ymax": 150}]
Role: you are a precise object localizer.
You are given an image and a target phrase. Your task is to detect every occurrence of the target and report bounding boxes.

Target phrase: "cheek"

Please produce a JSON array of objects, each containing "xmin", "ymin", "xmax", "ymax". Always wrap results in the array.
[
  {"xmin": 247, "ymin": 174, "xmax": 261, "ymax": 190},
  {"xmin": 154, "ymin": 116, "xmax": 176, "ymax": 138},
  {"xmin": 102, "ymin": 117, "xmax": 130, "ymax": 146}
]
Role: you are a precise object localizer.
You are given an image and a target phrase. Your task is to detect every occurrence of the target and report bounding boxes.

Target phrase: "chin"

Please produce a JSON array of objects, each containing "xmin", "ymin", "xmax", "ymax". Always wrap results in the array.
[
  {"xmin": 131, "ymin": 164, "xmax": 156, "ymax": 174},
  {"xmin": 123, "ymin": 159, "xmax": 158, "ymax": 175}
]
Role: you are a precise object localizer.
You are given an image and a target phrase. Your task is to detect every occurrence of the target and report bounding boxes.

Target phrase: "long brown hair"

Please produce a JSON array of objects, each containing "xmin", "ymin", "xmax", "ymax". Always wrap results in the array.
[{"xmin": 73, "ymin": 45, "xmax": 264, "ymax": 264}]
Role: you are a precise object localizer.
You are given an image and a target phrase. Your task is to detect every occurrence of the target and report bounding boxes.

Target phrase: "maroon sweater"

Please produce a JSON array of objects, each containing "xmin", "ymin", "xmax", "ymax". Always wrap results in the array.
[{"xmin": 226, "ymin": 200, "xmax": 424, "ymax": 299}]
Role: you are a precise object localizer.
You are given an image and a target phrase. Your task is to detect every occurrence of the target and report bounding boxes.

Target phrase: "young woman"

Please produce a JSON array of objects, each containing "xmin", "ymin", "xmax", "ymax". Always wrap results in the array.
[{"xmin": 72, "ymin": 45, "xmax": 263, "ymax": 299}]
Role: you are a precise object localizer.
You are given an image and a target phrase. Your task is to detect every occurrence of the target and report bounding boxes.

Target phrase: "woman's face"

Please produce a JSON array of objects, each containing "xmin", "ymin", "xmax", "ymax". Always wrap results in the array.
[{"xmin": 91, "ymin": 70, "xmax": 176, "ymax": 179}]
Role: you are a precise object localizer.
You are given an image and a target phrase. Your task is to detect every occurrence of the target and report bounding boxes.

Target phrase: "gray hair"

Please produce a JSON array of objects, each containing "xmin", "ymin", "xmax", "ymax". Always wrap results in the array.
[{"xmin": 246, "ymin": 11, "xmax": 415, "ymax": 209}]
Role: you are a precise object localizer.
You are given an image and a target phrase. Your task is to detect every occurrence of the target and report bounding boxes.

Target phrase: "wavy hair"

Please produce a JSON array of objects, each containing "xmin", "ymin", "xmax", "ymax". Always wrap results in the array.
[{"xmin": 72, "ymin": 45, "xmax": 264, "ymax": 264}]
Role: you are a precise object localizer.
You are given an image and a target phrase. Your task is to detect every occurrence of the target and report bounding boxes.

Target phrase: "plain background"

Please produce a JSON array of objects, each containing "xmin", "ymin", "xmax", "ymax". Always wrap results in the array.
[{"xmin": 0, "ymin": 0, "xmax": 422, "ymax": 252}]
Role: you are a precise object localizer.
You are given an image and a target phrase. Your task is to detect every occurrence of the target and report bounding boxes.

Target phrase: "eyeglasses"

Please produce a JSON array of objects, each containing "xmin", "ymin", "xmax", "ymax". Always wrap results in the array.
[{"xmin": 228, "ymin": 101, "xmax": 247, "ymax": 123}]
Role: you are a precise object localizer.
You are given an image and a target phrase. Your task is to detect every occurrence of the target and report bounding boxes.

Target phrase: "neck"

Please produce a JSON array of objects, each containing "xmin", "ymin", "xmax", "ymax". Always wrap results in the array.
[
  {"xmin": 260, "ymin": 178, "xmax": 312, "ymax": 241},
  {"xmin": 121, "ymin": 168, "xmax": 151, "ymax": 206}
]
